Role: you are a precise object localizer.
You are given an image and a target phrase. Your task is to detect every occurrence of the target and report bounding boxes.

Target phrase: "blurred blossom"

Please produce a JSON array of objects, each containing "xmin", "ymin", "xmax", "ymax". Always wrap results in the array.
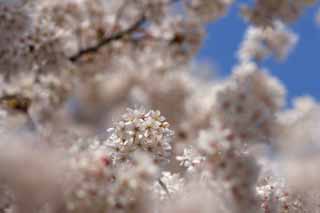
[{"xmin": 0, "ymin": 0, "xmax": 319, "ymax": 213}]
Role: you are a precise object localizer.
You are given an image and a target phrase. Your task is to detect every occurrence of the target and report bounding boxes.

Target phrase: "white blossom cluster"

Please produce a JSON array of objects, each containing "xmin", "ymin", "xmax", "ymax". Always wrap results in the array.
[
  {"xmin": 214, "ymin": 62, "xmax": 286, "ymax": 141},
  {"xmin": 105, "ymin": 108, "xmax": 174, "ymax": 162},
  {"xmin": 238, "ymin": 21, "xmax": 298, "ymax": 62},
  {"xmin": 241, "ymin": 0, "xmax": 316, "ymax": 26},
  {"xmin": 196, "ymin": 119, "xmax": 260, "ymax": 213},
  {"xmin": 184, "ymin": 0, "xmax": 233, "ymax": 22},
  {"xmin": 176, "ymin": 146, "xmax": 204, "ymax": 172},
  {"xmin": 153, "ymin": 171, "xmax": 184, "ymax": 200},
  {"xmin": 0, "ymin": 0, "xmax": 320, "ymax": 213},
  {"xmin": 62, "ymin": 148, "xmax": 159, "ymax": 213}
]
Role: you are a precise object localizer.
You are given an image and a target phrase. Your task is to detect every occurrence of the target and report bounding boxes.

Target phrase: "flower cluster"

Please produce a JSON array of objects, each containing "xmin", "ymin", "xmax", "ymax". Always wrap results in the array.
[
  {"xmin": 64, "ymin": 148, "xmax": 159, "ymax": 212},
  {"xmin": 194, "ymin": 119, "xmax": 260, "ymax": 213},
  {"xmin": 176, "ymin": 146, "xmax": 204, "ymax": 172},
  {"xmin": 105, "ymin": 108, "xmax": 174, "ymax": 162},
  {"xmin": 214, "ymin": 62, "xmax": 286, "ymax": 141},
  {"xmin": 238, "ymin": 21, "xmax": 298, "ymax": 62},
  {"xmin": 241, "ymin": 0, "xmax": 316, "ymax": 26},
  {"xmin": 0, "ymin": 1, "xmax": 320, "ymax": 213},
  {"xmin": 153, "ymin": 172, "xmax": 185, "ymax": 200},
  {"xmin": 184, "ymin": 0, "xmax": 233, "ymax": 22}
]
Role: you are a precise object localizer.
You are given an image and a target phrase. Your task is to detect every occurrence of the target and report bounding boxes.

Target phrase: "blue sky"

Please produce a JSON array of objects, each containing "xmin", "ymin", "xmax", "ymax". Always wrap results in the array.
[{"xmin": 197, "ymin": 1, "xmax": 320, "ymax": 105}]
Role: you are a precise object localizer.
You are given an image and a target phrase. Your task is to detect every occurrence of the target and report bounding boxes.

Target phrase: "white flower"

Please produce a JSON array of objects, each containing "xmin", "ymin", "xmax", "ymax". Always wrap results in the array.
[
  {"xmin": 153, "ymin": 172, "xmax": 184, "ymax": 200},
  {"xmin": 198, "ymin": 120, "xmax": 232, "ymax": 157},
  {"xmin": 177, "ymin": 146, "xmax": 205, "ymax": 172},
  {"xmin": 214, "ymin": 63, "xmax": 286, "ymax": 141},
  {"xmin": 238, "ymin": 22, "xmax": 298, "ymax": 62},
  {"xmin": 105, "ymin": 108, "xmax": 174, "ymax": 162},
  {"xmin": 241, "ymin": 0, "xmax": 315, "ymax": 26},
  {"xmin": 185, "ymin": 0, "xmax": 233, "ymax": 22}
]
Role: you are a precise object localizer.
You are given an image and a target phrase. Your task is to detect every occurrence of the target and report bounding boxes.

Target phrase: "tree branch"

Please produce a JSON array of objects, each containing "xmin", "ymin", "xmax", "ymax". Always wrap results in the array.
[
  {"xmin": 69, "ymin": 15, "xmax": 146, "ymax": 62},
  {"xmin": 158, "ymin": 179, "xmax": 171, "ymax": 198},
  {"xmin": 68, "ymin": 0, "xmax": 181, "ymax": 62}
]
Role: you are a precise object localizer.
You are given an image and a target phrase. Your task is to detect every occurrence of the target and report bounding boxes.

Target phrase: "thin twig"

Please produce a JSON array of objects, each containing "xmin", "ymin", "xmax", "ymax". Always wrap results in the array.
[
  {"xmin": 158, "ymin": 179, "xmax": 171, "ymax": 199},
  {"xmin": 69, "ymin": 15, "xmax": 146, "ymax": 62},
  {"xmin": 68, "ymin": 0, "xmax": 182, "ymax": 62}
]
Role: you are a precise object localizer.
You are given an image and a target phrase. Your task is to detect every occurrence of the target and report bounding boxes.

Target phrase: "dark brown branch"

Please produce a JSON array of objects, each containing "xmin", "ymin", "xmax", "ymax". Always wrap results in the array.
[
  {"xmin": 158, "ymin": 179, "xmax": 171, "ymax": 198},
  {"xmin": 68, "ymin": 0, "xmax": 182, "ymax": 62},
  {"xmin": 69, "ymin": 16, "xmax": 146, "ymax": 62}
]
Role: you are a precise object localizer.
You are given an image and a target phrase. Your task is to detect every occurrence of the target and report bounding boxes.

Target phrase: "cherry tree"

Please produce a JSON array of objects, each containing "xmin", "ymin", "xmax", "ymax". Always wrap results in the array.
[{"xmin": 0, "ymin": 0, "xmax": 319, "ymax": 213}]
